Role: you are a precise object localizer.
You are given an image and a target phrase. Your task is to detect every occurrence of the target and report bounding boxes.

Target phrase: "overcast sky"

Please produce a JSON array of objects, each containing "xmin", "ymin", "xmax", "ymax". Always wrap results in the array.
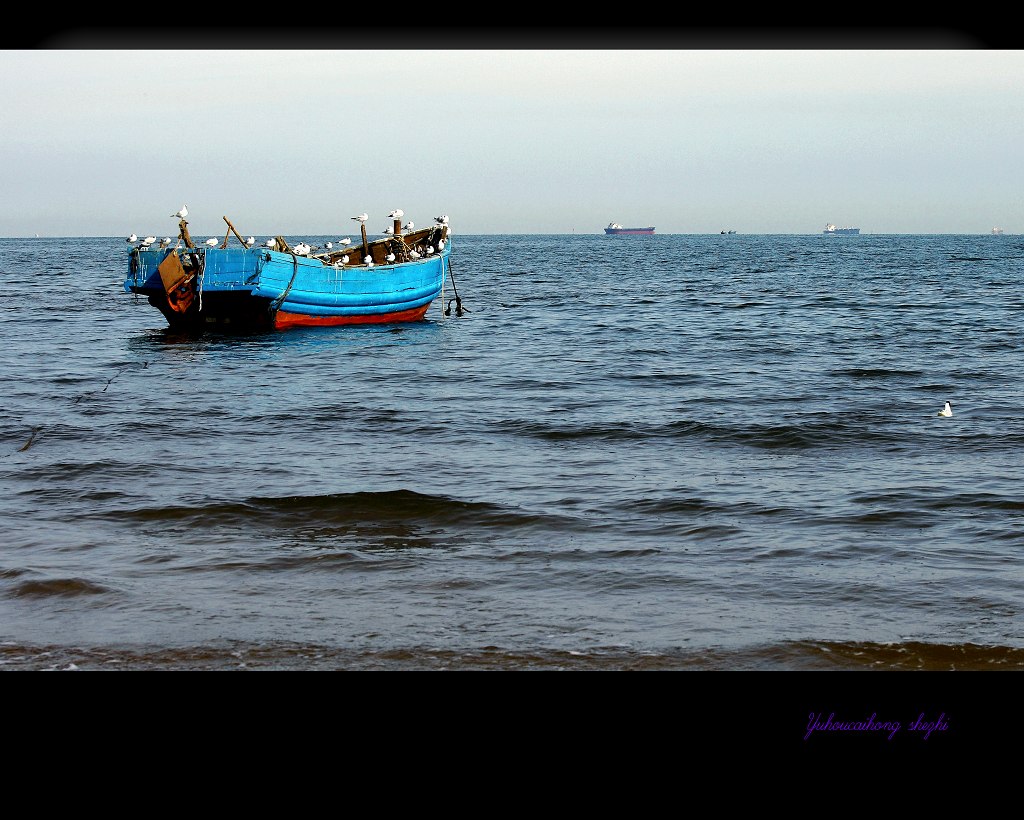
[{"xmin": 2, "ymin": 40, "xmax": 1021, "ymax": 237}]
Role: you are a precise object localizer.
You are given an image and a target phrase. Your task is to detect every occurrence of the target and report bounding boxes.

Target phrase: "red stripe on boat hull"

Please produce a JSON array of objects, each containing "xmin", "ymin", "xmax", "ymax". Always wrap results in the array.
[{"xmin": 273, "ymin": 304, "xmax": 430, "ymax": 330}]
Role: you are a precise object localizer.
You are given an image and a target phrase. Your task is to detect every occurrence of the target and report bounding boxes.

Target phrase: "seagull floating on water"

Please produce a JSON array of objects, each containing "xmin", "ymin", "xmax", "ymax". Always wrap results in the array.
[
  {"xmin": 172, "ymin": 205, "xmax": 188, "ymax": 219},
  {"xmin": 205, "ymin": 238, "xmax": 219, "ymax": 247},
  {"xmin": 938, "ymin": 401, "xmax": 953, "ymax": 417},
  {"xmin": 352, "ymin": 213, "xmax": 368, "ymax": 223}
]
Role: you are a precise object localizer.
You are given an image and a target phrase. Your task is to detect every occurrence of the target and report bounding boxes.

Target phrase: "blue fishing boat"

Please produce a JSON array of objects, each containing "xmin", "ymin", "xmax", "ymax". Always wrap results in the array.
[{"xmin": 124, "ymin": 211, "xmax": 458, "ymax": 331}]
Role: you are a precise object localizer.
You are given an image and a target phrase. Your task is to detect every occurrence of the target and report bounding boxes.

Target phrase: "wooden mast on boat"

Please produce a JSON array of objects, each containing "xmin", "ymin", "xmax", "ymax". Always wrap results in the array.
[
  {"xmin": 222, "ymin": 216, "xmax": 248, "ymax": 248},
  {"xmin": 177, "ymin": 218, "xmax": 196, "ymax": 249}
]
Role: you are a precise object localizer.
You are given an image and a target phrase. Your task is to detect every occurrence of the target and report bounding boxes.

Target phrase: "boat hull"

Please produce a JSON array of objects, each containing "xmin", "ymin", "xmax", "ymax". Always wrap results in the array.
[
  {"xmin": 125, "ymin": 228, "xmax": 450, "ymax": 331},
  {"xmin": 274, "ymin": 304, "xmax": 430, "ymax": 329},
  {"xmin": 604, "ymin": 227, "xmax": 655, "ymax": 235}
]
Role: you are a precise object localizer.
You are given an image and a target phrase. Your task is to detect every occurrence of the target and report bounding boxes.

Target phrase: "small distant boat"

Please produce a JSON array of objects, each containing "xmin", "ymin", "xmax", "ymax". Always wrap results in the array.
[
  {"xmin": 823, "ymin": 223, "xmax": 860, "ymax": 235},
  {"xmin": 604, "ymin": 222, "xmax": 655, "ymax": 235},
  {"xmin": 124, "ymin": 212, "xmax": 458, "ymax": 331},
  {"xmin": 719, "ymin": 230, "xmax": 736, "ymax": 235},
  {"xmin": 992, "ymin": 227, "xmax": 1004, "ymax": 235}
]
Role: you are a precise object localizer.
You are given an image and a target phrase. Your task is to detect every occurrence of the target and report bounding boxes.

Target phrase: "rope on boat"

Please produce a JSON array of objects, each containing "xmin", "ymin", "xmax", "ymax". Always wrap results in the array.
[
  {"xmin": 197, "ymin": 249, "xmax": 206, "ymax": 312},
  {"xmin": 444, "ymin": 257, "xmax": 467, "ymax": 317},
  {"xmin": 268, "ymin": 252, "xmax": 301, "ymax": 315}
]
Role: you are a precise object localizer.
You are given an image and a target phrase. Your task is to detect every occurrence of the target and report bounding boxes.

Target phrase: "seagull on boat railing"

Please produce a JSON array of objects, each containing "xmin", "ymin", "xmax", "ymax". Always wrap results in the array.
[
  {"xmin": 340, "ymin": 254, "xmax": 349, "ymax": 264},
  {"xmin": 172, "ymin": 205, "xmax": 188, "ymax": 219},
  {"xmin": 160, "ymin": 237, "xmax": 172, "ymax": 248},
  {"xmin": 363, "ymin": 255, "xmax": 373, "ymax": 266},
  {"xmin": 438, "ymin": 239, "xmax": 445, "ymax": 250},
  {"xmin": 426, "ymin": 245, "xmax": 434, "ymax": 254},
  {"xmin": 434, "ymin": 215, "xmax": 448, "ymax": 225},
  {"xmin": 383, "ymin": 225, "xmax": 394, "ymax": 235},
  {"xmin": 325, "ymin": 241, "xmax": 333, "ymax": 250},
  {"xmin": 127, "ymin": 233, "xmax": 137, "ymax": 243},
  {"xmin": 352, "ymin": 213, "xmax": 368, "ymax": 223},
  {"xmin": 293, "ymin": 242, "xmax": 311, "ymax": 256},
  {"xmin": 141, "ymin": 236, "xmax": 157, "ymax": 247},
  {"xmin": 403, "ymin": 221, "xmax": 414, "ymax": 231},
  {"xmin": 409, "ymin": 250, "xmax": 420, "ymax": 259},
  {"xmin": 205, "ymin": 238, "xmax": 219, "ymax": 247},
  {"xmin": 339, "ymin": 237, "xmax": 351, "ymax": 245},
  {"xmin": 385, "ymin": 252, "xmax": 396, "ymax": 263},
  {"xmin": 265, "ymin": 238, "xmax": 276, "ymax": 248},
  {"xmin": 388, "ymin": 209, "xmax": 404, "ymax": 219},
  {"xmin": 246, "ymin": 236, "xmax": 256, "ymax": 247}
]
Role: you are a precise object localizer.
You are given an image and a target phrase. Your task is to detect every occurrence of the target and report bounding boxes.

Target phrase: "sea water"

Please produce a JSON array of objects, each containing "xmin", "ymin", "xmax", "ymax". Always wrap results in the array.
[{"xmin": 1, "ymin": 233, "xmax": 1021, "ymax": 677}]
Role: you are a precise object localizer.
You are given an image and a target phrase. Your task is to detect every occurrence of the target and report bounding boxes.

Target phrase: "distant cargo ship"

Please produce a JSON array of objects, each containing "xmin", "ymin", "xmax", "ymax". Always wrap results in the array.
[
  {"xmin": 823, "ymin": 223, "xmax": 860, "ymax": 235},
  {"xmin": 605, "ymin": 223, "xmax": 655, "ymax": 235}
]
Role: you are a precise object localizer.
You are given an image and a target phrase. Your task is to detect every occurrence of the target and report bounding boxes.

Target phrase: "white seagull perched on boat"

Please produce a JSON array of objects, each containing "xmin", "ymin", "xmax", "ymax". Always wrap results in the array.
[
  {"xmin": 426, "ymin": 245, "xmax": 434, "ymax": 254},
  {"xmin": 205, "ymin": 238, "xmax": 219, "ymax": 247},
  {"xmin": 246, "ymin": 236, "xmax": 256, "ymax": 247},
  {"xmin": 172, "ymin": 205, "xmax": 188, "ymax": 219},
  {"xmin": 409, "ymin": 250, "xmax": 420, "ymax": 259},
  {"xmin": 160, "ymin": 237, "xmax": 172, "ymax": 248},
  {"xmin": 383, "ymin": 225, "xmax": 394, "ymax": 235},
  {"xmin": 126, "ymin": 233, "xmax": 137, "ymax": 243},
  {"xmin": 340, "ymin": 254, "xmax": 349, "ymax": 264},
  {"xmin": 141, "ymin": 236, "xmax": 157, "ymax": 247},
  {"xmin": 385, "ymin": 252, "xmax": 396, "ymax": 262},
  {"xmin": 388, "ymin": 209, "xmax": 404, "ymax": 219},
  {"xmin": 434, "ymin": 214, "xmax": 448, "ymax": 225},
  {"xmin": 325, "ymin": 241, "xmax": 333, "ymax": 250},
  {"xmin": 363, "ymin": 255, "xmax": 373, "ymax": 266},
  {"xmin": 293, "ymin": 242, "xmax": 311, "ymax": 256},
  {"xmin": 265, "ymin": 238, "xmax": 276, "ymax": 248},
  {"xmin": 403, "ymin": 221, "xmax": 414, "ymax": 231},
  {"xmin": 352, "ymin": 213, "xmax": 368, "ymax": 224},
  {"xmin": 339, "ymin": 237, "xmax": 351, "ymax": 245},
  {"xmin": 938, "ymin": 401, "xmax": 953, "ymax": 417},
  {"xmin": 438, "ymin": 239, "xmax": 445, "ymax": 250}
]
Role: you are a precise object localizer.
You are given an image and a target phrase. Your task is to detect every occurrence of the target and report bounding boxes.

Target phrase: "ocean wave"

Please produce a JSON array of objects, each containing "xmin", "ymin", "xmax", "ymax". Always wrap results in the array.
[
  {"xmin": 94, "ymin": 488, "xmax": 581, "ymax": 532},
  {"xmin": 1, "ymin": 639, "xmax": 1020, "ymax": 671},
  {"xmin": 494, "ymin": 416, "xmax": 909, "ymax": 449},
  {"xmin": 9, "ymin": 577, "xmax": 111, "ymax": 598}
]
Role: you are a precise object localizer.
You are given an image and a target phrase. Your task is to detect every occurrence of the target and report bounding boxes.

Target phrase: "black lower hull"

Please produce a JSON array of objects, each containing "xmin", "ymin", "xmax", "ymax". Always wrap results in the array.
[{"xmin": 136, "ymin": 288, "xmax": 276, "ymax": 332}]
